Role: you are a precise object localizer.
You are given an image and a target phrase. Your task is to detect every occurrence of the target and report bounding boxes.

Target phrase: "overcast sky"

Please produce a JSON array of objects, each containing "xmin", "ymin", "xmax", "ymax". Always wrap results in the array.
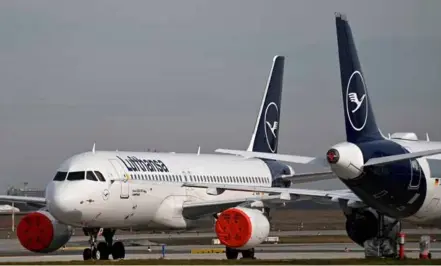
[{"xmin": 0, "ymin": 0, "xmax": 440, "ymax": 189}]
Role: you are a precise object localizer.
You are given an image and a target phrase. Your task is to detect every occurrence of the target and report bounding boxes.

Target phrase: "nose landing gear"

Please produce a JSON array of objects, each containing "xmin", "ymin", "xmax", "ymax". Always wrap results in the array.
[{"xmin": 82, "ymin": 228, "xmax": 125, "ymax": 261}]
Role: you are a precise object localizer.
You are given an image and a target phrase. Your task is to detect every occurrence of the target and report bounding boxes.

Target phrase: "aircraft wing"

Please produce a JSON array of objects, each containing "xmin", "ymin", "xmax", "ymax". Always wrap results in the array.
[
  {"xmin": 182, "ymin": 195, "xmax": 283, "ymax": 220},
  {"xmin": 181, "ymin": 183, "xmax": 363, "ymax": 219},
  {"xmin": 0, "ymin": 195, "xmax": 46, "ymax": 205}
]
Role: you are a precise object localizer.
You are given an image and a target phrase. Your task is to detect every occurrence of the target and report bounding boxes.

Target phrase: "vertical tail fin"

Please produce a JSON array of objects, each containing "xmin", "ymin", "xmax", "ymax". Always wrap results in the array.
[
  {"xmin": 335, "ymin": 13, "xmax": 384, "ymax": 143},
  {"xmin": 247, "ymin": 55, "xmax": 285, "ymax": 153}
]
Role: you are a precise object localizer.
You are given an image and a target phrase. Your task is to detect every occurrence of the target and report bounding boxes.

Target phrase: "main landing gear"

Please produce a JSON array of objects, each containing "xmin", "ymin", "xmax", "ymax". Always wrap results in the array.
[
  {"xmin": 82, "ymin": 228, "xmax": 125, "ymax": 260},
  {"xmin": 364, "ymin": 213, "xmax": 401, "ymax": 258},
  {"xmin": 226, "ymin": 247, "xmax": 255, "ymax": 260}
]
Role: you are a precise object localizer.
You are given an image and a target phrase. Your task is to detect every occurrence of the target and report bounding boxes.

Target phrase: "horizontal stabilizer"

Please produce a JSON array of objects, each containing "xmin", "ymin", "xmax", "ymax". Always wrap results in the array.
[
  {"xmin": 215, "ymin": 148, "xmax": 327, "ymax": 166},
  {"xmin": 364, "ymin": 148, "xmax": 441, "ymax": 167},
  {"xmin": 285, "ymin": 171, "xmax": 336, "ymax": 184}
]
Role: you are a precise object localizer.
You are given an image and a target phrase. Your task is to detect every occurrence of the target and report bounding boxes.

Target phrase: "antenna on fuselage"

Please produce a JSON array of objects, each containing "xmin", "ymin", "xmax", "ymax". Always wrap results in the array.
[
  {"xmin": 197, "ymin": 145, "xmax": 201, "ymax": 155},
  {"xmin": 92, "ymin": 142, "xmax": 96, "ymax": 153},
  {"xmin": 426, "ymin": 133, "xmax": 430, "ymax": 141}
]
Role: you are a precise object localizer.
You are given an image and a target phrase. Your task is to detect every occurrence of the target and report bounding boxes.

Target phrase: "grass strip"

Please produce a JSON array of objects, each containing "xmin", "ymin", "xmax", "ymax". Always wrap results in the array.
[{"xmin": 0, "ymin": 258, "xmax": 441, "ymax": 265}]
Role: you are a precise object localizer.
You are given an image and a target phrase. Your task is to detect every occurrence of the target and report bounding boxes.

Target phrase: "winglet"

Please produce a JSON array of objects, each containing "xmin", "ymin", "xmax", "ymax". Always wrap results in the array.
[
  {"xmin": 92, "ymin": 142, "xmax": 96, "ymax": 154},
  {"xmin": 426, "ymin": 133, "xmax": 430, "ymax": 141},
  {"xmin": 197, "ymin": 145, "xmax": 201, "ymax": 155}
]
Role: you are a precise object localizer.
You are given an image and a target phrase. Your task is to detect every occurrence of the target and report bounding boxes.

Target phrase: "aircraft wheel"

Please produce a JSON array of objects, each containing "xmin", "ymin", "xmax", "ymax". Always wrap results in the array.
[
  {"xmin": 96, "ymin": 242, "xmax": 110, "ymax": 260},
  {"xmin": 241, "ymin": 248, "xmax": 255, "ymax": 259},
  {"xmin": 226, "ymin": 247, "xmax": 239, "ymax": 259},
  {"xmin": 83, "ymin": 248, "xmax": 92, "ymax": 260},
  {"xmin": 112, "ymin": 241, "xmax": 125, "ymax": 259}
]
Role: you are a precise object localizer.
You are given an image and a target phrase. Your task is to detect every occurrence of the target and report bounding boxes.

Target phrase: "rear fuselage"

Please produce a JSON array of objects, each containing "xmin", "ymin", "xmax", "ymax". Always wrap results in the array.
[{"xmin": 334, "ymin": 138, "xmax": 441, "ymax": 225}]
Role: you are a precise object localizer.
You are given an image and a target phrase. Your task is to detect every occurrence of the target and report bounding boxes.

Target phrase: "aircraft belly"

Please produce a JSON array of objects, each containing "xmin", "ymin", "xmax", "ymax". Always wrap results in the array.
[{"xmin": 344, "ymin": 171, "xmax": 427, "ymax": 218}]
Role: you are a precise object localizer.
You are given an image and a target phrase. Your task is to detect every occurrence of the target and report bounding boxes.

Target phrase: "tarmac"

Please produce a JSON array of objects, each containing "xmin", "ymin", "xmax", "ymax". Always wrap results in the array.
[{"xmin": 0, "ymin": 235, "xmax": 440, "ymax": 263}]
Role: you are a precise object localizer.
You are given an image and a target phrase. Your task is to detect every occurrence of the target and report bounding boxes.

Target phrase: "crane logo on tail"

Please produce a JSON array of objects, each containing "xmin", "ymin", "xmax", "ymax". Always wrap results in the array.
[
  {"xmin": 348, "ymin": 93, "xmax": 366, "ymax": 113},
  {"xmin": 345, "ymin": 71, "xmax": 369, "ymax": 131},
  {"xmin": 264, "ymin": 102, "xmax": 279, "ymax": 153}
]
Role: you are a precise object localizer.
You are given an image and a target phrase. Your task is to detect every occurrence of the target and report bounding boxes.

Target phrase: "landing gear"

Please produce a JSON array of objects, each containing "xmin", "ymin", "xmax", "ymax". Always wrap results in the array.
[
  {"xmin": 241, "ymin": 248, "xmax": 256, "ymax": 259},
  {"xmin": 83, "ymin": 247, "xmax": 92, "ymax": 260},
  {"xmin": 82, "ymin": 228, "xmax": 125, "ymax": 261},
  {"xmin": 364, "ymin": 213, "xmax": 401, "ymax": 258},
  {"xmin": 225, "ymin": 247, "xmax": 255, "ymax": 260},
  {"xmin": 226, "ymin": 247, "xmax": 238, "ymax": 259}
]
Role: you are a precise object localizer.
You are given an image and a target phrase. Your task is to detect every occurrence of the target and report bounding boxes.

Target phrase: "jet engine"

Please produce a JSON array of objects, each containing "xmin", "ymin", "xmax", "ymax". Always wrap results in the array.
[
  {"xmin": 215, "ymin": 207, "xmax": 270, "ymax": 250},
  {"xmin": 326, "ymin": 142, "xmax": 364, "ymax": 180},
  {"xmin": 17, "ymin": 210, "xmax": 73, "ymax": 253},
  {"xmin": 345, "ymin": 209, "xmax": 400, "ymax": 247}
]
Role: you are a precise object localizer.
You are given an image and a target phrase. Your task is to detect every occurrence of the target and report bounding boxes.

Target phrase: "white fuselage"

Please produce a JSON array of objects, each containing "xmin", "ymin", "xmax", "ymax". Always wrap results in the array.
[
  {"xmin": 45, "ymin": 151, "xmax": 273, "ymax": 230},
  {"xmin": 391, "ymin": 138, "xmax": 441, "ymax": 225}
]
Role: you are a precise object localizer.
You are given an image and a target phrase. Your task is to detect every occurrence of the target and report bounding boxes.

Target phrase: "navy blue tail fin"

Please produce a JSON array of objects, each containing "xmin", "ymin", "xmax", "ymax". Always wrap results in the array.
[
  {"xmin": 335, "ymin": 13, "xmax": 383, "ymax": 143},
  {"xmin": 247, "ymin": 55, "xmax": 284, "ymax": 153}
]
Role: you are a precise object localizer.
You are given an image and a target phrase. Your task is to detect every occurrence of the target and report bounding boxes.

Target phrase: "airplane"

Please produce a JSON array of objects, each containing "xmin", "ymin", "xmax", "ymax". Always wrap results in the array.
[
  {"xmin": 0, "ymin": 204, "xmax": 20, "ymax": 213},
  {"xmin": 0, "ymin": 55, "xmax": 334, "ymax": 261},
  {"xmin": 193, "ymin": 13, "xmax": 441, "ymax": 257}
]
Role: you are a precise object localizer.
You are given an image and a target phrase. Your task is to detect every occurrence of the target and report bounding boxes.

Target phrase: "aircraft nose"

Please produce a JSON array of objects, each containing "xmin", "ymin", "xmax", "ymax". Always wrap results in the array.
[{"xmin": 46, "ymin": 182, "xmax": 81, "ymax": 223}]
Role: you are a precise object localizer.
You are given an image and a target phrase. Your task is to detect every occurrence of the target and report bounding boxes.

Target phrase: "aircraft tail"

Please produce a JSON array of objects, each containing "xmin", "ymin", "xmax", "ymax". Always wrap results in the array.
[
  {"xmin": 335, "ymin": 13, "xmax": 384, "ymax": 143},
  {"xmin": 247, "ymin": 55, "xmax": 285, "ymax": 154}
]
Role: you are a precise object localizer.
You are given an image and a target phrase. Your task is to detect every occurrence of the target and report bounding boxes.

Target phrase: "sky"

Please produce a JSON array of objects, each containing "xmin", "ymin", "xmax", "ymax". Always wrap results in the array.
[{"xmin": 0, "ymin": 0, "xmax": 440, "ymax": 190}]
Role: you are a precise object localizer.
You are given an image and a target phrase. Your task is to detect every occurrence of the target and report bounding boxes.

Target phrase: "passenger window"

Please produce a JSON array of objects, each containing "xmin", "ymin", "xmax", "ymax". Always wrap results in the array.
[
  {"xmin": 86, "ymin": 171, "xmax": 98, "ymax": 181},
  {"xmin": 67, "ymin": 171, "xmax": 85, "ymax": 181},
  {"xmin": 94, "ymin": 171, "xmax": 106, "ymax": 182},
  {"xmin": 53, "ymin": 172, "xmax": 67, "ymax": 181}
]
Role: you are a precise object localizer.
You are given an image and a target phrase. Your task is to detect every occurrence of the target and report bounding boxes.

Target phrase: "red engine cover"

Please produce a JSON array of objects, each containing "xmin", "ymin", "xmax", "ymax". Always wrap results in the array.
[
  {"xmin": 215, "ymin": 208, "xmax": 252, "ymax": 248},
  {"xmin": 17, "ymin": 212, "xmax": 54, "ymax": 252}
]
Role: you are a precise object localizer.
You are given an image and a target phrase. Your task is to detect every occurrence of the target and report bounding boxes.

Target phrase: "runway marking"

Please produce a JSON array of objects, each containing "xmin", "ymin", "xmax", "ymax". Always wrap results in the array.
[
  {"xmin": 61, "ymin": 246, "xmax": 87, "ymax": 251},
  {"xmin": 191, "ymin": 248, "xmax": 225, "ymax": 254}
]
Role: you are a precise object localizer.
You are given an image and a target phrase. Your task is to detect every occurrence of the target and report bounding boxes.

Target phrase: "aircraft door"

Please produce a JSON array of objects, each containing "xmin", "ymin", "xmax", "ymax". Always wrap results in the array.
[
  {"xmin": 182, "ymin": 170, "xmax": 193, "ymax": 197},
  {"xmin": 109, "ymin": 159, "xmax": 130, "ymax": 199}
]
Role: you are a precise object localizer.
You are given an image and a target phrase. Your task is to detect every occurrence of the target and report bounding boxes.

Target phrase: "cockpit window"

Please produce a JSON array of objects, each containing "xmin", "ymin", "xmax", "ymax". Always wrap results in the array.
[
  {"xmin": 53, "ymin": 172, "xmax": 67, "ymax": 181},
  {"xmin": 94, "ymin": 171, "xmax": 106, "ymax": 182},
  {"xmin": 67, "ymin": 171, "xmax": 85, "ymax": 181},
  {"xmin": 86, "ymin": 171, "xmax": 98, "ymax": 181}
]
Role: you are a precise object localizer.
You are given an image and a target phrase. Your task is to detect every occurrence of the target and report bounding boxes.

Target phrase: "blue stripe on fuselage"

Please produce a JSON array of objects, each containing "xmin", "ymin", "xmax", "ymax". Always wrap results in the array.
[{"xmin": 341, "ymin": 139, "xmax": 427, "ymax": 218}]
